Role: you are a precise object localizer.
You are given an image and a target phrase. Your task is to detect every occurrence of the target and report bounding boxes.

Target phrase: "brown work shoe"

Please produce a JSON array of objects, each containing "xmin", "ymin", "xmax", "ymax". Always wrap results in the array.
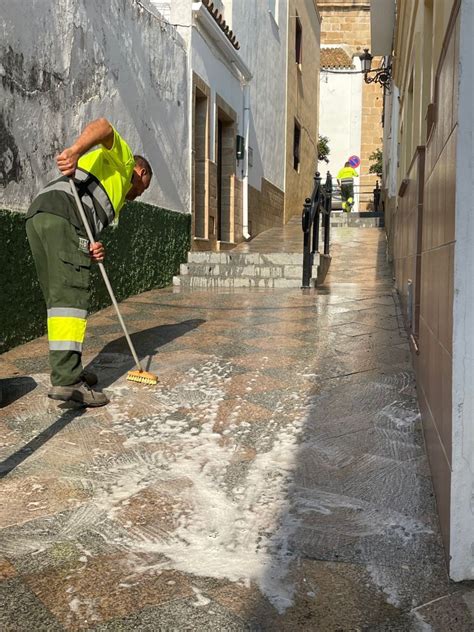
[
  {"xmin": 48, "ymin": 381, "xmax": 109, "ymax": 407},
  {"xmin": 80, "ymin": 370, "xmax": 98, "ymax": 387}
]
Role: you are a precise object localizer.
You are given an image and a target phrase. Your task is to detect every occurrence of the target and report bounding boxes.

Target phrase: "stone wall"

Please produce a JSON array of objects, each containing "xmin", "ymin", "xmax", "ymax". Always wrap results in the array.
[
  {"xmin": 387, "ymin": 0, "xmax": 461, "ymax": 565},
  {"xmin": 416, "ymin": 10, "xmax": 458, "ymax": 553},
  {"xmin": 249, "ymin": 179, "xmax": 285, "ymax": 236}
]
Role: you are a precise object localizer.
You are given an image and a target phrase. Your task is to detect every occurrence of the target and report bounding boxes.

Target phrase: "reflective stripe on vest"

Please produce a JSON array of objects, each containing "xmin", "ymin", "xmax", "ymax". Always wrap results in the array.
[
  {"xmin": 40, "ymin": 168, "xmax": 115, "ymax": 237},
  {"xmin": 47, "ymin": 307, "xmax": 87, "ymax": 353},
  {"xmin": 341, "ymin": 178, "xmax": 354, "ymax": 185}
]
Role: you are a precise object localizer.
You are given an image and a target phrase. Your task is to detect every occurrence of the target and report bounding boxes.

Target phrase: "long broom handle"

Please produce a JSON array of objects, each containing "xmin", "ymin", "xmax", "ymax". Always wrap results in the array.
[{"xmin": 68, "ymin": 178, "xmax": 144, "ymax": 372}]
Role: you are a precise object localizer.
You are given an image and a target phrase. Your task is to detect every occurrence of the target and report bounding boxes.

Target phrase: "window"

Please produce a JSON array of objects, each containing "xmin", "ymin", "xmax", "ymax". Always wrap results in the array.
[
  {"xmin": 295, "ymin": 16, "xmax": 302, "ymax": 65},
  {"xmin": 293, "ymin": 121, "xmax": 301, "ymax": 172}
]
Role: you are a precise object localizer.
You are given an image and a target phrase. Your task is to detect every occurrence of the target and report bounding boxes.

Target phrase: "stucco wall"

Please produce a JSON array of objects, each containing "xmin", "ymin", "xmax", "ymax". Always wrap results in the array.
[
  {"xmin": 230, "ymin": 0, "xmax": 288, "ymax": 193},
  {"xmin": 0, "ymin": 0, "xmax": 189, "ymax": 214},
  {"xmin": 0, "ymin": 0, "xmax": 193, "ymax": 354},
  {"xmin": 190, "ymin": 30, "xmax": 243, "ymax": 162},
  {"xmin": 451, "ymin": 0, "xmax": 474, "ymax": 581}
]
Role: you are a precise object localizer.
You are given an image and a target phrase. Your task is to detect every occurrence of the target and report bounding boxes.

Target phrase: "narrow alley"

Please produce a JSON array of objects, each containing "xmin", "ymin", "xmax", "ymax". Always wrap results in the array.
[{"xmin": 1, "ymin": 224, "xmax": 473, "ymax": 630}]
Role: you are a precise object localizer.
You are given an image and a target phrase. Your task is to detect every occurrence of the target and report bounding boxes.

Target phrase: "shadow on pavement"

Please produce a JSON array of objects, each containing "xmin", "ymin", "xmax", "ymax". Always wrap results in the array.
[
  {"xmin": 0, "ymin": 406, "xmax": 86, "ymax": 479},
  {"xmin": 0, "ymin": 377, "xmax": 37, "ymax": 409},
  {"xmin": 84, "ymin": 318, "xmax": 205, "ymax": 389},
  {"xmin": 0, "ymin": 319, "xmax": 205, "ymax": 478}
]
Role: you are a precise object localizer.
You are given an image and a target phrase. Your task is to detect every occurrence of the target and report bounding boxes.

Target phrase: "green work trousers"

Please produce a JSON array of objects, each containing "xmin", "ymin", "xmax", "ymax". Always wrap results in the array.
[
  {"xmin": 341, "ymin": 183, "xmax": 354, "ymax": 205},
  {"xmin": 26, "ymin": 212, "xmax": 91, "ymax": 386}
]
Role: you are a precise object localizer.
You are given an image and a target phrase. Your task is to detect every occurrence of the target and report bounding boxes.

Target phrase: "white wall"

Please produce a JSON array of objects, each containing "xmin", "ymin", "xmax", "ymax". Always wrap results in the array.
[
  {"xmin": 171, "ymin": 0, "xmax": 288, "ymax": 194},
  {"xmin": 230, "ymin": 0, "xmax": 288, "ymax": 192},
  {"xmin": 150, "ymin": 1, "xmax": 171, "ymax": 20},
  {"xmin": 190, "ymin": 29, "xmax": 244, "ymax": 162},
  {"xmin": 318, "ymin": 57, "xmax": 363, "ymax": 210},
  {"xmin": 0, "ymin": 0, "xmax": 189, "ymax": 213},
  {"xmin": 450, "ymin": 0, "xmax": 474, "ymax": 582}
]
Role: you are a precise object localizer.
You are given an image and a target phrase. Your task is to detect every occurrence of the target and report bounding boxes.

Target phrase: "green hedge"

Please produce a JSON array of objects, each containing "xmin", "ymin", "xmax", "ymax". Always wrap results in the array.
[{"xmin": 0, "ymin": 203, "xmax": 190, "ymax": 353}]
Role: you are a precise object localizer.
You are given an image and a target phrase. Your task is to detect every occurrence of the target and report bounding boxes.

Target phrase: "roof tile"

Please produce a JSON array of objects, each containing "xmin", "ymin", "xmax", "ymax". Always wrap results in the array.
[{"xmin": 321, "ymin": 47, "xmax": 354, "ymax": 69}]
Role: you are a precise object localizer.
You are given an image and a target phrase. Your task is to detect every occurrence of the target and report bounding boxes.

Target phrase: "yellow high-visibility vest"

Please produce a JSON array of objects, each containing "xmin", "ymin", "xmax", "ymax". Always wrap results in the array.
[
  {"xmin": 78, "ymin": 127, "xmax": 135, "ymax": 218},
  {"xmin": 337, "ymin": 167, "xmax": 359, "ymax": 181}
]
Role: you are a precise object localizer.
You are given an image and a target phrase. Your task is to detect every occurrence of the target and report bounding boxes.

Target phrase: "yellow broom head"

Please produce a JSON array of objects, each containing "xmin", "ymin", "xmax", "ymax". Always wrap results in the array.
[{"xmin": 127, "ymin": 370, "xmax": 159, "ymax": 385}]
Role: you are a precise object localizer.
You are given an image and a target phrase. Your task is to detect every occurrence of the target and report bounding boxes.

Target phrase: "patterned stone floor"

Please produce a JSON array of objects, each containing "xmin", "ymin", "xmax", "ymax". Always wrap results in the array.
[{"xmin": 1, "ymin": 227, "xmax": 474, "ymax": 631}]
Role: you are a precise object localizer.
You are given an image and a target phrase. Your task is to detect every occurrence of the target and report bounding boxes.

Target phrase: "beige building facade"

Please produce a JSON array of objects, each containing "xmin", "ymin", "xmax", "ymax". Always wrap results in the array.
[
  {"xmin": 283, "ymin": 0, "xmax": 322, "ymax": 224},
  {"xmin": 318, "ymin": 0, "xmax": 383, "ymax": 206},
  {"xmin": 382, "ymin": 0, "xmax": 474, "ymax": 579}
]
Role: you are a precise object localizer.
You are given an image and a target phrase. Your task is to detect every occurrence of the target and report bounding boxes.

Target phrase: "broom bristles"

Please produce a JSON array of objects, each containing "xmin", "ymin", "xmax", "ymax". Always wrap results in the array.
[{"xmin": 127, "ymin": 369, "xmax": 159, "ymax": 385}]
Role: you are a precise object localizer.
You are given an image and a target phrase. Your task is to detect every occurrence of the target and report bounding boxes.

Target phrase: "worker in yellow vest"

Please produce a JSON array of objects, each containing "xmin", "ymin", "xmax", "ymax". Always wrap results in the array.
[
  {"xmin": 337, "ymin": 161, "xmax": 359, "ymax": 212},
  {"xmin": 25, "ymin": 118, "xmax": 152, "ymax": 406}
]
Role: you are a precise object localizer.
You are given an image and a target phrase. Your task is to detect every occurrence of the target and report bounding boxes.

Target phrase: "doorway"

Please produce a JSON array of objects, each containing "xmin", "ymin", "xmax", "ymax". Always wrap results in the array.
[
  {"xmin": 193, "ymin": 84, "xmax": 209, "ymax": 240},
  {"xmin": 216, "ymin": 107, "xmax": 235, "ymax": 243}
]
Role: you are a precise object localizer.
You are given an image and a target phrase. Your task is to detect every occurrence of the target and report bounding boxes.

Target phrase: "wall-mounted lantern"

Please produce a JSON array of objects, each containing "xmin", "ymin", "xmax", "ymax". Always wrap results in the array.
[{"xmin": 359, "ymin": 49, "xmax": 392, "ymax": 88}]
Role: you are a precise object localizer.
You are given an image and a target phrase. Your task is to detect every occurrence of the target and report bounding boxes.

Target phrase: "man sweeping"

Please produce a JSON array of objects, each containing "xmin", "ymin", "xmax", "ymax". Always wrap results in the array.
[
  {"xmin": 337, "ymin": 161, "xmax": 359, "ymax": 212},
  {"xmin": 26, "ymin": 118, "xmax": 152, "ymax": 407}
]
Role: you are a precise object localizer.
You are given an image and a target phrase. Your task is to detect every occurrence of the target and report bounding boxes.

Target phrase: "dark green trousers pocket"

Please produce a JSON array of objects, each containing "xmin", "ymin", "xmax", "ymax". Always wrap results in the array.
[{"xmin": 58, "ymin": 251, "xmax": 91, "ymax": 290}]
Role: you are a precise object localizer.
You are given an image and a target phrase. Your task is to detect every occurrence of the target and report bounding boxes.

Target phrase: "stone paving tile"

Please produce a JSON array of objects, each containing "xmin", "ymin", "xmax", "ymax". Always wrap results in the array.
[
  {"xmin": 0, "ymin": 227, "xmax": 473, "ymax": 630},
  {"xmin": 0, "ymin": 578, "xmax": 65, "ymax": 631},
  {"xmin": 231, "ymin": 353, "xmax": 297, "ymax": 370},
  {"xmin": 407, "ymin": 589, "xmax": 474, "ymax": 631},
  {"xmin": 0, "ymin": 471, "xmax": 90, "ymax": 530},
  {"xmin": 94, "ymin": 597, "xmax": 250, "ymax": 631},
  {"xmin": 24, "ymin": 556, "xmax": 194, "ymax": 629},
  {"xmin": 0, "ymin": 558, "xmax": 16, "ymax": 580}
]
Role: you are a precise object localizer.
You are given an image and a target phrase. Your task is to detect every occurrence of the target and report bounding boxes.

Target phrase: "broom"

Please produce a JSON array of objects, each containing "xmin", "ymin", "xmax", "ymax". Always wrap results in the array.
[{"xmin": 69, "ymin": 178, "xmax": 158, "ymax": 385}]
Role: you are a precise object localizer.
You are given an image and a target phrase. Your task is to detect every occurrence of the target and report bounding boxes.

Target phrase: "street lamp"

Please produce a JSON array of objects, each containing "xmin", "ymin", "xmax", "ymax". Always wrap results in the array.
[{"xmin": 360, "ymin": 49, "xmax": 392, "ymax": 89}]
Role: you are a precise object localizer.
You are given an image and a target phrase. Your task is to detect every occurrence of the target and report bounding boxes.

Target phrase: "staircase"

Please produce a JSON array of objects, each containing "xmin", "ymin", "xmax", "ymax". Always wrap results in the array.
[
  {"xmin": 173, "ymin": 250, "xmax": 318, "ymax": 289},
  {"xmin": 330, "ymin": 210, "xmax": 384, "ymax": 228}
]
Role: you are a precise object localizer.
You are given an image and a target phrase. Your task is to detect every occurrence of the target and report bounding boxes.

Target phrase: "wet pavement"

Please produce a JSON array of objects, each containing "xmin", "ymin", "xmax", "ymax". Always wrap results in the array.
[{"xmin": 1, "ymin": 226, "xmax": 474, "ymax": 631}]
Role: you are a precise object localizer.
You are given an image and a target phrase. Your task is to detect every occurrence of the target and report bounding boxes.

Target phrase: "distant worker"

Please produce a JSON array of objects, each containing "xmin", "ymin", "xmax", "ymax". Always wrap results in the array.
[{"xmin": 337, "ymin": 161, "xmax": 359, "ymax": 212}]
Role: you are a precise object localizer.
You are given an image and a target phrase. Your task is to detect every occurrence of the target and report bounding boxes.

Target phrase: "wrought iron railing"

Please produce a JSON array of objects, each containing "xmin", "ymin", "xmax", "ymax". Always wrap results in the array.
[
  {"xmin": 301, "ymin": 171, "xmax": 332, "ymax": 288},
  {"xmin": 332, "ymin": 180, "xmax": 382, "ymax": 212}
]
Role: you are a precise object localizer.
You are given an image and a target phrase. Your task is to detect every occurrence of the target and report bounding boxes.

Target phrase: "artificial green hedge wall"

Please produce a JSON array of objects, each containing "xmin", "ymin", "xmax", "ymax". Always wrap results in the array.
[{"xmin": 0, "ymin": 203, "xmax": 190, "ymax": 353}]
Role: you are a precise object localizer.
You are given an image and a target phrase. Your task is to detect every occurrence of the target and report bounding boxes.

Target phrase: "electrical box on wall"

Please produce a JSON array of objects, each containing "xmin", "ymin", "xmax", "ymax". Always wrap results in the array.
[{"xmin": 236, "ymin": 135, "xmax": 245, "ymax": 160}]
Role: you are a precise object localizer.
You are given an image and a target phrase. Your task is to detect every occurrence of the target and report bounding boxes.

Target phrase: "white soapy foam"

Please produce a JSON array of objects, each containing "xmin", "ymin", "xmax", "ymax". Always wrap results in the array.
[
  {"xmin": 0, "ymin": 359, "xmax": 306, "ymax": 613},
  {"xmin": 191, "ymin": 586, "xmax": 211, "ymax": 607},
  {"xmin": 0, "ymin": 363, "xmax": 435, "ymax": 617}
]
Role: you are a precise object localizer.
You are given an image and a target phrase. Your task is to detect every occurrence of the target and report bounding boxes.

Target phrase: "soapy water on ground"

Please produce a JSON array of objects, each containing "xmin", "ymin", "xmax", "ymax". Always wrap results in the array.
[{"xmin": 0, "ymin": 359, "xmax": 432, "ymax": 614}]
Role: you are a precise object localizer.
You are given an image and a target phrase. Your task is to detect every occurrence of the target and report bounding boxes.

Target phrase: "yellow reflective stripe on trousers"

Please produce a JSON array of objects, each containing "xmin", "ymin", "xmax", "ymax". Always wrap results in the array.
[{"xmin": 47, "ymin": 308, "xmax": 87, "ymax": 352}]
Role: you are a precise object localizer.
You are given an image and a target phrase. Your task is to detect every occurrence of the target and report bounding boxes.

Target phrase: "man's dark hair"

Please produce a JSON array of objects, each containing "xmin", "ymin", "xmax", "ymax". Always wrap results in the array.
[
  {"xmin": 344, "ymin": 161, "xmax": 351, "ymax": 167},
  {"xmin": 134, "ymin": 154, "xmax": 153, "ymax": 178}
]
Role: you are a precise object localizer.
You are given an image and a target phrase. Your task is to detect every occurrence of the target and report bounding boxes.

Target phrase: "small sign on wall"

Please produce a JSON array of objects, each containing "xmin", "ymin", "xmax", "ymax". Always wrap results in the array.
[{"xmin": 236, "ymin": 135, "xmax": 245, "ymax": 160}]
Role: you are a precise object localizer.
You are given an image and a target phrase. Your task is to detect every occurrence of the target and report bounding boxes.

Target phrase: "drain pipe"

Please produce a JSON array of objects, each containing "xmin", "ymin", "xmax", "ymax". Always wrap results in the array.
[
  {"xmin": 242, "ymin": 82, "xmax": 251, "ymax": 240},
  {"xmin": 229, "ymin": 58, "xmax": 252, "ymax": 241}
]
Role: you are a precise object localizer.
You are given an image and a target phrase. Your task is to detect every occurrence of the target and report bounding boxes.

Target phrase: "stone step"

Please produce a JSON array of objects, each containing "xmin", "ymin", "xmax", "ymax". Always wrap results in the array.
[
  {"xmin": 173, "ymin": 275, "xmax": 306, "ymax": 289},
  {"xmin": 179, "ymin": 261, "xmax": 306, "ymax": 280},
  {"xmin": 187, "ymin": 251, "xmax": 304, "ymax": 266},
  {"xmin": 330, "ymin": 212, "xmax": 384, "ymax": 228},
  {"xmin": 174, "ymin": 250, "xmax": 319, "ymax": 289}
]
